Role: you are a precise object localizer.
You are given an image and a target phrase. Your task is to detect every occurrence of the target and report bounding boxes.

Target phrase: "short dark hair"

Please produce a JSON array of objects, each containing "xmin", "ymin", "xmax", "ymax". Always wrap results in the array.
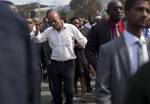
[
  {"xmin": 107, "ymin": 0, "xmax": 122, "ymax": 10},
  {"xmin": 125, "ymin": 0, "xmax": 150, "ymax": 11},
  {"xmin": 46, "ymin": 9, "xmax": 53, "ymax": 17},
  {"xmin": 70, "ymin": 17, "xmax": 80, "ymax": 23}
]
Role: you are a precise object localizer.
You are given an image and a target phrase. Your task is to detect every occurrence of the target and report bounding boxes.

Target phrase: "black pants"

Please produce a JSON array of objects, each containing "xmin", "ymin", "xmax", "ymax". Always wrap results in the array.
[{"xmin": 48, "ymin": 60, "xmax": 75, "ymax": 104}]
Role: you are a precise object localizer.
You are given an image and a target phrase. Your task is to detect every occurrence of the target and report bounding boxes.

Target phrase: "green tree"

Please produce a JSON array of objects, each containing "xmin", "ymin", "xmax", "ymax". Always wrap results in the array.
[{"xmin": 70, "ymin": 0, "xmax": 101, "ymax": 17}]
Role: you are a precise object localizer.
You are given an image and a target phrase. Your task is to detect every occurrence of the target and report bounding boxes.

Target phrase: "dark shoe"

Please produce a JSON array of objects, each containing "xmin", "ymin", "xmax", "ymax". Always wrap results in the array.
[
  {"xmin": 81, "ymin": 97, "xmax": 86, "ymax": 103},
  {"xmin": 50, "ymin": 100, "xmax": 54, "ymax": 104},
  {"xmin": 86, "ymin": 87, "xmax": 93, "ymax": 93}
]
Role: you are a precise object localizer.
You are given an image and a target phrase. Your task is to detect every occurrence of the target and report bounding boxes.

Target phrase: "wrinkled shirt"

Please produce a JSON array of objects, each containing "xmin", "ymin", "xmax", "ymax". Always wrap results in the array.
[{"xmin": 35, "ymin": 23, "xmax": 87, "ymax": 61}]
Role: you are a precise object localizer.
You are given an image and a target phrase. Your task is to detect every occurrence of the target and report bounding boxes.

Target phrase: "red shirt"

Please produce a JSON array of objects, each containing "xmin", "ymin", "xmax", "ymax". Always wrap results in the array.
[{"xmin": 108, "ymin": 19, "xmax": 125, "ymax": 38}]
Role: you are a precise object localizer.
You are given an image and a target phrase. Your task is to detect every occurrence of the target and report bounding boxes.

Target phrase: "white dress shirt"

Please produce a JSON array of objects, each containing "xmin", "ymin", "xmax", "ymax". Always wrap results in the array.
[
  {"xmin": 30, "ymin": 25, "xmax": 36, "ymax": 40},
  {"xmin": 124, "ymin": 30, "xmax": 149, "ymax": 74},
  {"xmin": 35, "ymin": 23, "xmax": 87, "ymax": 61}
]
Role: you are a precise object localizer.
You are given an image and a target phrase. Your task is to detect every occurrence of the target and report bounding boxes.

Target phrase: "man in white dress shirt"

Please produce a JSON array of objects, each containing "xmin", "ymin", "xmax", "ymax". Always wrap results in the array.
[{"xmin": 35, "ymin": 10, "xmax": 87, "ymax": 104}]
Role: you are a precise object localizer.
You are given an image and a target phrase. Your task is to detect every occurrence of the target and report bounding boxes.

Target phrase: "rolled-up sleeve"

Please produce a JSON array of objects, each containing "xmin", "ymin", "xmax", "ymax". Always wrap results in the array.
[
  {"xmin": 73, "ymin": 26, "xmax": 87, "ymax": 48},
  {"xmin": 35, "ymin": 31, "xmax": 48, "ymax": 43}
]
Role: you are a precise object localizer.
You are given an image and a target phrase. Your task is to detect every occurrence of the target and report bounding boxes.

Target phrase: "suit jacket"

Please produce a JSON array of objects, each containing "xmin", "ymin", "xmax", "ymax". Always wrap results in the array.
[
  {"xmin": 124, "ymin": 62, "xmax": 150, "ymax": 104},
  {"xmin": 85, "ymin": 20, "xmax": 112, "ymax": 68},
  {"xmin": 96, "ymin": 36, "xmax": 150, "ymax": 104},
  {"xmin": 0, "ymin": 1, "xmax": 40, "ymax": 104}
]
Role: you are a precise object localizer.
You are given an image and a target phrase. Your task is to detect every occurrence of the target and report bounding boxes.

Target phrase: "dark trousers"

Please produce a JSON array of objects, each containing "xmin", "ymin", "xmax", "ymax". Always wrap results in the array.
[{"xmin": 48, "ymin": 60, "xmax": 75, "ymax": 104}]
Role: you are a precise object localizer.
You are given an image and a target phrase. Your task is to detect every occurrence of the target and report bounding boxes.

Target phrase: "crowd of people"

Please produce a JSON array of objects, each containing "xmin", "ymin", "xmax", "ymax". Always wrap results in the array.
[{"xmin": 1, "ymin": 0, "xmax": 150, "ymax": 104}]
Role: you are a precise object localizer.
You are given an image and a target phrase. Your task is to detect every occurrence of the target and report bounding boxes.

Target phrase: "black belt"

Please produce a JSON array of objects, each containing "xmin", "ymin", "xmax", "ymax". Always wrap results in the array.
[{"xmin": 51, "ymin": 59, "xmax": 74, "ymax": 64}]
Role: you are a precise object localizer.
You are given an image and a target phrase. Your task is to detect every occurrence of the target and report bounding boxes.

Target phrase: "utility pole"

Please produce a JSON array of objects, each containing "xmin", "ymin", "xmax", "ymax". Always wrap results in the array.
[
  {"xmin": 53, "ymin": 0, "xmax": 55, "ymax": 8},
  {"xmin": 37, "ymin": 0, "xmax": 40, "ymax": 17},
  {"xmin": 50, "ymin": 0, "xmax": 55, "ymax": 9}
]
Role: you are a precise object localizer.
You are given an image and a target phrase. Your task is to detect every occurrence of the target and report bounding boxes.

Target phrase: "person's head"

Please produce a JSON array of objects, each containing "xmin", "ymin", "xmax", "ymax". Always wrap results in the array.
[
  {"xmin": 26, "ymin": 18, "xmax": 34, "ymax": 32},
  {"xmin": 88, "ymin": 16, "xmax": 95, "ymax": 25},
  {"xmin": 95, "ymin": 16, "xmax": 102, "ymax": 23},
  {"xmin": 45, "ymin": 9, "xmax": 51, "ymax": 25},
  {"xmin": 6, "ymin": 2, "xmax": 19, "ymax": 14},
  {"xmin": 71, "ymin": 17, "xmax": 81, "ymax": 29},
  {"xmin": 0, "ymin": 1, "xmax": 23, "ymax": 19},
  {"xmin": 42, "ymin": 16, "xmax": 48, "ymax": 23},
  {"xmin": 46, "ymin": 10, "xmax": 63, "ymax": 31},
  {"xmin": 107, "ymin": 0, "xmax": 124, "ymax": 21},
  {"xmin": 33, "ymin": 18, "xmax": 42, "ymax": 29},
  {"xmin": 125, "ymin": 0, "xmax": 150, "ymax": 29}
]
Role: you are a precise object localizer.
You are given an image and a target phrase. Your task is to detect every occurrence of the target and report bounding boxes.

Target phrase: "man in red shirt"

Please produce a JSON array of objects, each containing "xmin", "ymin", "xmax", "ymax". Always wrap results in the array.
[{"xmin": 85, "ymin": 0, "xmax": 124, "ymax": 69}]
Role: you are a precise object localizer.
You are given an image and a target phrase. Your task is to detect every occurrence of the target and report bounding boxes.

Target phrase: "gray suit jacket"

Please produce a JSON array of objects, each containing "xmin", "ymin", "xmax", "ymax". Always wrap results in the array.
[{"xmin": 96, "ymin": 36, "xmax": 150, "ymax": 104}]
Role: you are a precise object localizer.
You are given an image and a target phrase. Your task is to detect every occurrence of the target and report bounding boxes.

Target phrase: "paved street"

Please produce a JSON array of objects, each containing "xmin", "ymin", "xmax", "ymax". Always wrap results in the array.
[{"xmin": 41, "ymin": 76, "xmax": 96, "ymax": 104}]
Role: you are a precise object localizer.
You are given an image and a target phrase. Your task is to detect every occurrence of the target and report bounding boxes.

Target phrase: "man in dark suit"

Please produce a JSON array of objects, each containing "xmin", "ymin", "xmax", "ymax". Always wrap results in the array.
[
  {"xmin": 85, "ymin": 0, "xmax": 124, "ymax": 69},
  {"xmin": 96, "ymin": 0, "xmax": 150, "ymax": 104},
  {"xmin": 124, "ymin": 61, "xmax": 150, "ymax": 104},
  {"xmin": 0, "ymin": 1, "xmax": 40, "ymax": 104}
]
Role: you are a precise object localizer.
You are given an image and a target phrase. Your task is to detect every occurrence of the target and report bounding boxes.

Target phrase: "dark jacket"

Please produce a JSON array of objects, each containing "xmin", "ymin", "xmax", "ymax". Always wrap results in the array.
[
  {"xmin": 85, "ymin": 20, "xmax": 111, "ymax": 68},
  {"xmin": 0, "ymin": 1, "xmax": 40, "ymax": 104}
]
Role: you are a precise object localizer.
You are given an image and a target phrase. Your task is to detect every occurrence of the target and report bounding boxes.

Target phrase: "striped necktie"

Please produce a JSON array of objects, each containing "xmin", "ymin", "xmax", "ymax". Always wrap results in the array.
[{"xmin": 112, "ymin": 24, "xmax": 120, "ymax": 39}]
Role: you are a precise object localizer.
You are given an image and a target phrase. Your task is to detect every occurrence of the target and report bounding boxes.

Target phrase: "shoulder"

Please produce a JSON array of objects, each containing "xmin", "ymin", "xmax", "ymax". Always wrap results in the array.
[
  {"xmin": 64, "ymin": 23, "xmax": 76, "ymax": 29},
  {"xmin": 64, "ymin": 23, "xmax": 79, "ymax": 32},
  {"xmin": 42, "ymin": 26, "xmax": 53, "ymax": 34},
  {"xmin": 100, "ymin": 36, "xmax": 123, "ymax": 52},
  {"xmin": 44, "ymin": 26, "xmax": 53, "ymax": 32},
  {"xmin": 91, "ymin": 20, "xmax": 108, "ymax": 29}
]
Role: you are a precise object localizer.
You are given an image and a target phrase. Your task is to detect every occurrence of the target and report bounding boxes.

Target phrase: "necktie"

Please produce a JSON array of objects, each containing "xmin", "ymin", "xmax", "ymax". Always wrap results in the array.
[
  {"xmin": 112, "ymin": 24, "xmax": 120, "ymax": 39},
  {"xmin": 136, "ymin": 41, "xmax": 148, "ymax": 67},
  {"xmin": 114, "ymin": 24, "xmax": 120, "ymax": 37}
]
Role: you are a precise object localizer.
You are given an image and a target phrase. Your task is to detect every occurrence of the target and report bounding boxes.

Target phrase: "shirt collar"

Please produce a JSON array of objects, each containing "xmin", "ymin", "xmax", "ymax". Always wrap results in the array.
[
  {"xmin": 52, "ymin": 22, "xmax": 67, "ymax": 31},
  {"xmin": 108, "ymin": 18, "xmax": 123, "ymax": 27},
  {"xmin": 108, "ymin": 19, "xmax": 124, "ymax": 33},
  {"xmin": 124, "ymin": 30, "xmax": 146, "ymax": 45},
  {"xmin": 62, "ymin": 23, "xmax": 67, "ymax": 28}
]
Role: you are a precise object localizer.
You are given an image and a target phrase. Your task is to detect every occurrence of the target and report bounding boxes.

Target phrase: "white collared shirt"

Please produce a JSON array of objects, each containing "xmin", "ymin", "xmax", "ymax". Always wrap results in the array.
[
  {"xmin": 35, "ymin": 23, "xmax": 87, "ymax": 61},
  {"xmin": 124, "ymin": 30, "xmax": 149, "ymax": 74}
]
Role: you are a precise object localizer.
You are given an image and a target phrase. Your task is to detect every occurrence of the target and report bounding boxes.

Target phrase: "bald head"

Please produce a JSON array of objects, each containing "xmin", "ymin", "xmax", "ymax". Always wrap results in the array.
[
  {"xmin": 47, "ymin": 10, "xmax": 63, "ymax": 31},
  {"xmin": 107, "ymin": 0, "xmax": 124, "ymax": 21},
  {"xmin": 107, "ymin": 0, "xmax": 123, "ymax": 11},
  {"xmin": 47, "ymin": 10, "xmax": 61, "ymax": 19}
]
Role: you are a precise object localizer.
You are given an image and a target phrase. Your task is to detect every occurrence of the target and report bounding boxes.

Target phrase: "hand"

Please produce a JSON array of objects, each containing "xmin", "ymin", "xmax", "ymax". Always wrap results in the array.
[{"xmin": 75, "ymin": 42, "xmax": 82, "ymax": 48}]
